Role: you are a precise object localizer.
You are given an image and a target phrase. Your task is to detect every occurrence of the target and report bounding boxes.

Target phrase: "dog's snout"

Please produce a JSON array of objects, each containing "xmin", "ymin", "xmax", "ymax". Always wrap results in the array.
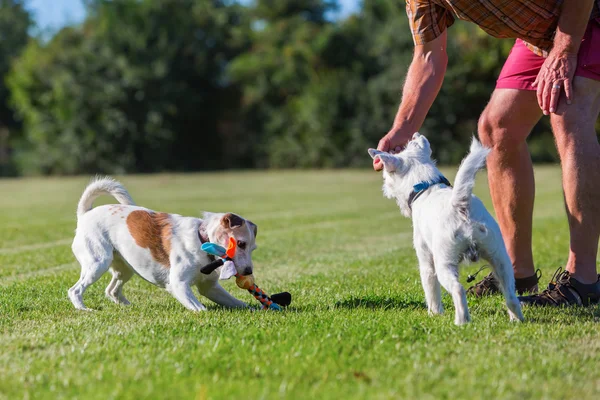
[{"xmin": 242, "ymin": 267, "xmax": 253, "ymax": 276}]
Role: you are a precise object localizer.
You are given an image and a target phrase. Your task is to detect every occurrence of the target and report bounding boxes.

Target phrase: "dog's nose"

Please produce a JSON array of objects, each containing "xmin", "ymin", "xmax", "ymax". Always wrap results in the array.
[{"xmin": 242, "ymin": 267, "xmax": 253, "ymax": 276}]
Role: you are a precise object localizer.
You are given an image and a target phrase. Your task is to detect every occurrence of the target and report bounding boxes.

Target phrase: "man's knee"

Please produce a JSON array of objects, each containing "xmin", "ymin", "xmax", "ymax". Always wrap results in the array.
[
  {"xmin": 478, "ymin": 109, "xmax": 497, "ymax": 148},
  {"xmin": 478, "ymin": 109, "xmax": 523, "ymax": 151}
]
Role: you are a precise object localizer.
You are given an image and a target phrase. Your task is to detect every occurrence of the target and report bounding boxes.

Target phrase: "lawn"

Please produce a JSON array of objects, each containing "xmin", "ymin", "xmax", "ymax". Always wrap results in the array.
[{"xmin": 1, "ymin": 168, "xmax": 599, "ymax": 400}]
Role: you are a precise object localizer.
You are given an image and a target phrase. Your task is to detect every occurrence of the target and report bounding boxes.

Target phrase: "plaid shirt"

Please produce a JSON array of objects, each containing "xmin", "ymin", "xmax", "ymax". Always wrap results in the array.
[{"xmin": 406, "ymin": 0, "xmax": 600, "ymax": 56}]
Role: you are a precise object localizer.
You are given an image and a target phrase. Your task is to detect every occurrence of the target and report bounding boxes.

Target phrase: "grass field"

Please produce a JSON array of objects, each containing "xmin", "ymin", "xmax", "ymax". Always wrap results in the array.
[{"xmin": 1, "ymin": 168, "xmax": 599, "ymax": 399}]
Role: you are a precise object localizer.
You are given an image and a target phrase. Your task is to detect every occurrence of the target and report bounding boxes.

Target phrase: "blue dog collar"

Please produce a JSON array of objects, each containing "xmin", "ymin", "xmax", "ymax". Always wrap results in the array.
[{"xmin": 408, "ymin": 175, "xmax": 452, "ymax": 209}]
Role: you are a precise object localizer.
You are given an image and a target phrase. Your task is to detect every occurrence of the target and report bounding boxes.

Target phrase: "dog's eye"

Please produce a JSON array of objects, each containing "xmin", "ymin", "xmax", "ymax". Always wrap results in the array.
[{"xmin": 237, "ymin": 241, "xmax": 247, "ymax": 250}]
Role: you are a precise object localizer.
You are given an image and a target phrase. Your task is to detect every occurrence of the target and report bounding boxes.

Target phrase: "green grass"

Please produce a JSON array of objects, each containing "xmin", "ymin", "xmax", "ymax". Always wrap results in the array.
[{"xmin": 1, "ymin": 168, "xmax": 599, "ymax": 400}]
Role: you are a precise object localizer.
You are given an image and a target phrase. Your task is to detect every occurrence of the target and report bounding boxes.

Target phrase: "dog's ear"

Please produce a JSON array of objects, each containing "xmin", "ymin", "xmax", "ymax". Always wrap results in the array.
[
  {"xmin": 368, "ymin": 148, "xmax": 382, "ymax": 159},
  {"xmin": 368, "ymin": 149, "xmax": 401, "ymax": 172},
  {"xmin": 221, "ymin": 213, "xmax": 245, "ymax": 229},
  {"xmin": 411, "ymin": 132, "xmax": 432, "ymax": 156},
  {"xmin": 379, "ymin": 154, "xmax": 401, "ymax": 172},
  {"xmin": 247, "ymin": 220, "xmax": 257, "ymax": 238}
]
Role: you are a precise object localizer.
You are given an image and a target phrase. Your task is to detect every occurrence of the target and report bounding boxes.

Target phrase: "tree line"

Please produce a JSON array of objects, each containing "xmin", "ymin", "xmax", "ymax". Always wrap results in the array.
[{"xmin": 0, "ymin": 0, "xmax": 574, "ymax": 176}]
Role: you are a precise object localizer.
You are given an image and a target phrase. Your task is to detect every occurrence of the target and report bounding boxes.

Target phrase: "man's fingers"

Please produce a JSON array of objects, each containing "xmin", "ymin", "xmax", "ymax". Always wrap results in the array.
[
  {"xmin": 374, "ymin": 136, "xmax": 390, "ymax": 170},
  {"xmin": 377, "ymin": 137, "xmax": 390, "ymax": 152},
  {"xmin": 375, "ymin": 129, "xmax": 410, "ymax": 169},
  {"xmin": 564, "ymin": 79, "xmax": 573, "ymax": 105},
  {"xmin": 373, "ymin": 158, "xmax": 383, "ymax": 171},
  {"xmin": 542, "ymin": 80, "xmax": 552, "ymax": 115},
  {"xmin": 536, "ymin": 78, "xmax": 544, "ymax": 111},
  {"xmin": 549, "ymin": 82, "xmax": 560, "ymax": 113}
]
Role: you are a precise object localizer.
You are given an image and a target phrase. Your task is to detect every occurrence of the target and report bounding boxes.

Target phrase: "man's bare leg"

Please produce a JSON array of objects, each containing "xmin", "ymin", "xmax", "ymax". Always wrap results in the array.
[
  {"xmin": 550, "ymin": 76, "xmax": 600, "ymax": 284},
  {"xmin": 478, "ymin": 89, "xmax": 542, "ymax": 282}
]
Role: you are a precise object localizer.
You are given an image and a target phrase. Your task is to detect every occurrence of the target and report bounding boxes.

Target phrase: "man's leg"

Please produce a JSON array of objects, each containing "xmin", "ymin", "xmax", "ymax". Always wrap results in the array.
[
  {"xmin": 550, "ymin": 76, "xmax": 600, "ymax": 283},
  {"xmin": 519, "ymin": 77, "xmax": 600, "ymax": 307},
  {"xmin": 479, "ymin": 89, "xmax": 543, "ymax": 282},
  {"xmin": 467, "ymin": 38, "xmax": 547, "ymax": 297}
]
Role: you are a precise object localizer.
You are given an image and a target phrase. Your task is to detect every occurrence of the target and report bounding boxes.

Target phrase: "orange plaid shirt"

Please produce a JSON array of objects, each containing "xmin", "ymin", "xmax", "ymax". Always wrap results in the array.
[{"xmin": 406, "ymin": 0, "xmax": 600, "ymax": 56}]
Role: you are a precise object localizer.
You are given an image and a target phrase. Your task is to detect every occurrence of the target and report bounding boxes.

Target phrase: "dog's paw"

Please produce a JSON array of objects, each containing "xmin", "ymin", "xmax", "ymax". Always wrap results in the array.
[
  {"xmin": 509, "ymin": 313, "xmax": 524, "ymax": 323},
  {"xmin": 454, "ymin": 315, "xmax": 471, "ymax": 325},
  {"xmin": 427, "ymin": 306, "xmax": 444, "ymax": 316}
]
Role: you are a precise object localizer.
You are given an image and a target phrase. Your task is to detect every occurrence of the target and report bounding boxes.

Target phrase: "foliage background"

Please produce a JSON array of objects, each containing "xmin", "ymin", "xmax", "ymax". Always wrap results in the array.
[{"xmin": 0, "ymin": 0, "xmax": 596, "ymax": 176}]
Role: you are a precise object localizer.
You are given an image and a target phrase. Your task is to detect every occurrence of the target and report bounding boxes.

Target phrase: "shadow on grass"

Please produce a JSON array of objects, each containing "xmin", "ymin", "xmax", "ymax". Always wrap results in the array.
[
  {"xmin": 203, "ymin": 303, "xmax": 307, "ymax": 313},
  {"xmin": 523, "ymin": 305, "xmax": 600, "ymax": 324},
  {"xmin": 334, "ymin": 295, "xmax": 426, "ymax": 310},
  {"xmin": 469, "ymin": 295, "xmax": 600, "ymax": 323}
]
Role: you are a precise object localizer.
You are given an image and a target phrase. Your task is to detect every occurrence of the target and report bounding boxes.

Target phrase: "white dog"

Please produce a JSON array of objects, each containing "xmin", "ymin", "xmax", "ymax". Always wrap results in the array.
[
  {"xmin": 369, "ymin": 133, "xmax": 523, "ymax": 325},
  {"xmin": 69, "ymin": 177, "xmax": 257, "ymax": 311}
]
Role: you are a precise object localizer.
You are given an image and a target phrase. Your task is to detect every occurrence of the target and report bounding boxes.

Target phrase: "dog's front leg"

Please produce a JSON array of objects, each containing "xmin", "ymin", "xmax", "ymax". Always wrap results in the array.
[
  {"xmin": 167, "ymin": 273, "xmax": 207, "ymax": 311},
  {"xmin": 416, "ymin": 244, "xmax": 443, "ymax": 315},
  {"xmin": 197, "ymin": 281, "xmax": 248, "ymax": 309}
]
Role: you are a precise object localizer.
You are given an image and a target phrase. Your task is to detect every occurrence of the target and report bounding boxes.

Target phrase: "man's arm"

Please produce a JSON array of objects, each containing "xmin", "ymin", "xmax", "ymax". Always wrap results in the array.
[
  {"xmin": 533, "ymin": 0, "xmax": 594, "ymax": 114},
  {"xmin": 374, "ymin": 30, "xmax": 448, "ymax": 171}
]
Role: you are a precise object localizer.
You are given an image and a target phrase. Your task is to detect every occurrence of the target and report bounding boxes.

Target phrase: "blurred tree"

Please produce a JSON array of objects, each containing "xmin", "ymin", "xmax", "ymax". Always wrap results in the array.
[
  {"xmin": 6, "ymin": 0, "xmax": 583, "ymax": 175},
  {"xmin": 230, "ymin": 0, "xmax": 520, "ymax": 167},
  {"xmin": 0, "ymin": 0, "xmax": 31, "ymax": 176},
  {"xmin": 253, "ymin": 0, "xmax": 337, "ymax": 22},
  {"xmin": 229, "ymin": 0, "xmax": 340, "ymax": 167},
  {"xmin": 265, "ymin": 0, "xmax": 416, "ymax": 167},
  {"xmin": 9, "ymin": 0, "xmax": 250, "ymax": 174}
]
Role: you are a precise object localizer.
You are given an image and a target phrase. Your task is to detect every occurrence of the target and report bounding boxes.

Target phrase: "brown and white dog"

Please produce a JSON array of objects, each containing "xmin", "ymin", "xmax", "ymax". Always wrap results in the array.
[{"xmin": 68, "ymin": 177, "xmax": 257, "ymax": 311}]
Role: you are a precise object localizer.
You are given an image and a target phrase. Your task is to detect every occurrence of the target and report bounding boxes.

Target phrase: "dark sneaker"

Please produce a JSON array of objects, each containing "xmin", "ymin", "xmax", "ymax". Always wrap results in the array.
[
  {"xmin": 466, "ymin": 267, "xmax": 541, "ymax": 297},
  {"xmin": 467, "ymin": 272, "xmax": 500, "ymax": 296},
  {"xmin": 518, "ymin": 268, "xmax": 600, "ymax": 307}
]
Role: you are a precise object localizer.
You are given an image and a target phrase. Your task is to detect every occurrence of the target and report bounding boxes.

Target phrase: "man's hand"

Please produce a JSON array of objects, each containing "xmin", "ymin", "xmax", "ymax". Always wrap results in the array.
[
  {"xmin": 532, "ymin": 51, "xmax": 578, "ymax": 114},
  {"xmin": 373, "ymin": 127, "xmax": 413, "ymax": 171},
  {"xmin": 532, "ymin": 0, "xmax": 594, "ymax": 114}
]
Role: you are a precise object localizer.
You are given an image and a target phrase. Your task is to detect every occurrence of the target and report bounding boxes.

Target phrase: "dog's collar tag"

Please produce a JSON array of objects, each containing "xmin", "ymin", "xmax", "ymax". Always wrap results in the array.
[{"xmin": 408, "ymin": 175, "xmax": 452, "ymax": 210}]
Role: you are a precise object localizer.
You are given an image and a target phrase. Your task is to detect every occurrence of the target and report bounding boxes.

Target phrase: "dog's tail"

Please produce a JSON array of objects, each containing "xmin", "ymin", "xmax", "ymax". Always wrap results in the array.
[
  {"xmin": 450, "ymin": 137, "xmax": 491, "ymax": 218},
  {"xmin": 76, "ymin": 176, "xmax": 135, "ymax": 219}
]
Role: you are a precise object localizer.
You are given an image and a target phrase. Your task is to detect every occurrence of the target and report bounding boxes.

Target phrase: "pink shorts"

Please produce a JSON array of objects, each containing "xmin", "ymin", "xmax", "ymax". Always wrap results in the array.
[{"xmin": 497, "ymin": 18, "xmax": 600, "ymax": 90}]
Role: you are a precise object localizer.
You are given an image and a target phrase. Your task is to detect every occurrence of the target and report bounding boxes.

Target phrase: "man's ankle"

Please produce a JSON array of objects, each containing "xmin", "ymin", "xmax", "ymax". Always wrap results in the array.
[
  {"xmin": 514, "ymin": 270, "xmax": 541, "ymax": 294},
  {"xmin": 566, "ymin": 268, "xmax": 598, "ymax": 285},
  {"xmin": 514, "ymin": 266, "xmax": 536, "ymax": 280}
]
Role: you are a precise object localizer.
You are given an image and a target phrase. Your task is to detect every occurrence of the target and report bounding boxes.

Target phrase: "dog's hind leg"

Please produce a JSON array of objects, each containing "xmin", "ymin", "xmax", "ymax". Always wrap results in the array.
[
  {"xmin": 434, "ymin": 250, "xmax": 470, "ymax": 325},
  {"xmin": 416, "ymin": 243, "xmax": 443, "ymax": 315},
  {"xmin": 105, "ymin": 254, "xmax": 134, "ymax": 305},
  {"xmin": 69, "ymin": 238, "xmax": 113, "ymax": 311},
  {"xmin": 479, "ymin": 229, "xmax": 524, "ymax": 322}
]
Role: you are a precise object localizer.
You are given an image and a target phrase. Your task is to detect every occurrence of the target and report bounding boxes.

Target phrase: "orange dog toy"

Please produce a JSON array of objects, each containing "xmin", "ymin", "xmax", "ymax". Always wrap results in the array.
[{"xmin": 200, "ymin": 237, "xmax": 291, "ymax": 310}]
